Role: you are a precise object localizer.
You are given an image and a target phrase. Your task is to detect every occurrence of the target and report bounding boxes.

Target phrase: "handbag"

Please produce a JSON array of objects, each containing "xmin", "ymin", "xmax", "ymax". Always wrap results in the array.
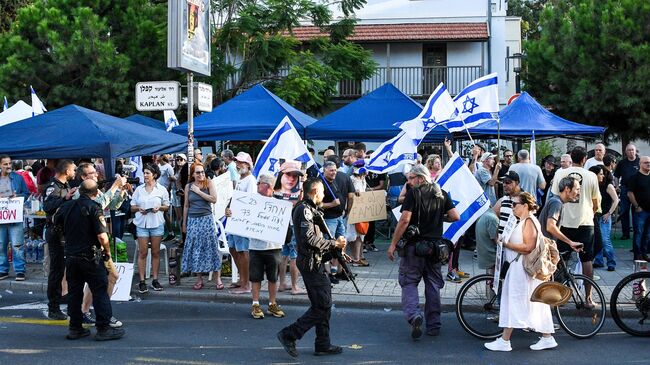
[
  {"xmin": 414, "ymin": 238, "xmax": 454, "ymax": 264},
  {"xmin": 355, "ymin": 222, "xmax": 369, "ymax": 235}
]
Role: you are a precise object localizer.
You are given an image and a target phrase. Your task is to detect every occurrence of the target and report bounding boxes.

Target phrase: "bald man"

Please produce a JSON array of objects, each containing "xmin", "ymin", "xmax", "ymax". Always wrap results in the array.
[{"xmin": 585, "ymin": 143, "xmax": 606, "ymax": 170}]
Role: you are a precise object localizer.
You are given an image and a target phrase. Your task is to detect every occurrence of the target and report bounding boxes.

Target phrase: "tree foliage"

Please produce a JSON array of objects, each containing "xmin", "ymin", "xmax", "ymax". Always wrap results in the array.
[
  {"xmin": 506, "ymin": 0, "xmax": 551, "ymax": 40},
  {"xmin": 524, "ymin": 0, "xmax": 650, "ymax": 144}
]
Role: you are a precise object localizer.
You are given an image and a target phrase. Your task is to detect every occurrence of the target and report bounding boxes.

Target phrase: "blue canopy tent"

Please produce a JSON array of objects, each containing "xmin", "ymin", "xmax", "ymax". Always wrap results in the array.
[
  {"xmin": 125, "ymin": 114, "xmax": 166, "ymax": 130},
  {"xmin": 466, "ymin": 92, "xmax": 606, "ymax": 138},
  {"xmin": 173, "ymin": 84, "xmax": 316, "ymax": 140},
  {"xmin": 306, "ymin": 83, "xmax": 450, "ymax": 142},
  {"xmin": 0, "ymin": 105, "xmax": 188, "ymax": 176}
]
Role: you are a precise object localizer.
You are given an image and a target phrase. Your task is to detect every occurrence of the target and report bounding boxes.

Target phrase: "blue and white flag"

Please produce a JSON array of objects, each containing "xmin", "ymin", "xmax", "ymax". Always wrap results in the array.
[
  {"xmin": 163, "ymin": 110, "xmax": 179, "ymax": 132},
  {"xmin": 530, "ymin": 130, "xmax": 536, "ymax": 165},
  {"xmin": 396, "ymin": 83, "xmax": 457, "ymax": 141},
  {"xmin": 445, "ymin": 73, "xmax": 499, "ymax": 132},
  {"xmin": 365, "ymin": 131, "xmax": 418, "ymax": 174},
  {"xmin": 3, "ymin": 97, "xmax": 8, "ymax": 111},
  {"xmin": 129, "ymin": 156, "xmax": 144, "ymax": 183},
  {"xmin": 253, "ymin": 116, "xmax": 315, "ymax": 178},
  {"xmin": 436, "ymin": 152, "xmax": 491, "ymax": 243},
  {"xmin": 30, "ymin": 85, "xmax": 47, "ymax": 116}
]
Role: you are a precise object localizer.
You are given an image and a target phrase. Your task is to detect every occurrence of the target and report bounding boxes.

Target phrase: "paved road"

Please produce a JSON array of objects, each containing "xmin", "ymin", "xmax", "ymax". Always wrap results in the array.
[{"xmin": 1, "ymin": 292, "xmax": 648, "ymax": 365}]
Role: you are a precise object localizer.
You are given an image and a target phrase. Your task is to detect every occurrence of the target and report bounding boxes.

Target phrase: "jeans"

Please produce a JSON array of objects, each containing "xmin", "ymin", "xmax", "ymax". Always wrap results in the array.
[
  {"xmin": 0, "ymin": 222, "xmax": 25, "ymax": 274},
  {"xmin": 594, "ymin": 217, "xmax": 616, "ymax": 268},
  {"xmin": 633, "ymin": 210, "xmax": 650, "ymax": 257},
  {"xmin": 324, "ymin": 216, "xmax": 346, "ymax": 240}
]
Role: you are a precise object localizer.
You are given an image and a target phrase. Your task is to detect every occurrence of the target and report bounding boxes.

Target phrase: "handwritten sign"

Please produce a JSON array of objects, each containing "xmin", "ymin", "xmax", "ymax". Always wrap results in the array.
[
  {"xmin": 347, "ymin": 191, "xmax": 387, "ymax": 224},
  {"xmin": 111, "ymin": 263, "xmax": 134, "ymax": 301},
  {"xmin": 0, "ymin": 197, "xmax": 24, "ymax": 224},
  {"xmin": 212, "ymin": 173, "xmax": 233, "ymax": 219},
  {"xmin": 225, "ymin": 190, "xmax": 293, "ymax": 244},
  {"xmin": 494, "ymin": 214, "xmax": 517, "ymax": 293}
]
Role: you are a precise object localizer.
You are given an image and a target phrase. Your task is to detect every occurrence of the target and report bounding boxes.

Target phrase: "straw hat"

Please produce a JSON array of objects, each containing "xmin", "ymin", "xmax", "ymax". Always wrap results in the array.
[{"xmin": 530, "ymin": 281, "xmax": 572, "ymax": 306}]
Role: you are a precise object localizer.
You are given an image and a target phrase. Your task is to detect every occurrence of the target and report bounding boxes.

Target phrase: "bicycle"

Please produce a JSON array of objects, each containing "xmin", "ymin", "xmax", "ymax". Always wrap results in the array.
[
  {"xmin": 456, "ymin": 251, "xmax": 606, "ymax": 339},
  {"xmin": 609, "ymin": 270, "xmax": 650, "ymax": 336}
]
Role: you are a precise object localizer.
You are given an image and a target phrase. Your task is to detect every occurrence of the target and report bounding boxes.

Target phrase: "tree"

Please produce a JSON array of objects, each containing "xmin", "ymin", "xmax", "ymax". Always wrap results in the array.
[
  {"xmin": 506, "ymin": 0, "xmax": 551, "ymax": 40},
  {"xmin": 524, "ymin": 0, "xmax": 650, "ymax": 148}
]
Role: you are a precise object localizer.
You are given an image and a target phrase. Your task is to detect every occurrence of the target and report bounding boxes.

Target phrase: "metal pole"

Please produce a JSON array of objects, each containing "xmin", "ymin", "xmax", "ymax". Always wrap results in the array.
[
  {"xmin": 187, "ymin": 72, "xmax": 194, "ymax": 164},
  {"xmin": 515, "ymin": 72, "xmax": 521, "ymax": 94}
]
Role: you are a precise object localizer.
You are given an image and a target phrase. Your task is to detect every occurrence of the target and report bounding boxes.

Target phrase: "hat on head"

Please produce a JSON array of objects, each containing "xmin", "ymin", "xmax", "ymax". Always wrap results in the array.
[
  {"xmin": 352, "ymin": 159, "xmax": 365, "ymax": 168},
  {"xmin": 500, "ymin": 170, "xmax": 520, "ymax": 182},
  {"xmin": 176, "ymin": 153, "xmax": 187, "ymax": 161},
  {"xmin": 544, "ymin": 155, "xmax": 557, "ymax": 165},
  {"xmin": 234, "ymin": 152, "xmax": 253, "ymax": 167},
  {"xmin": 480, "ymin": 152, "xmax": 495, "ymax": 162},
  {"xmin": 530, "ymin": 281, "xmax": 572, "ymax": 306},
  {"xmin": 353, "ymin": 166, "xmax": 367, "ymax": 175},
  {"xmin": 280, "ymin": 160, "xmax": 303, "ymax": 176}
]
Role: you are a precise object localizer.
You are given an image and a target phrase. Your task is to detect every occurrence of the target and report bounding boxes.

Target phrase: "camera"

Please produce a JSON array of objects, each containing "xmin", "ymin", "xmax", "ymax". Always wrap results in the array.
[{"xmin": 403, "ymin": 224, "xmax": 420, "ymax": 241}]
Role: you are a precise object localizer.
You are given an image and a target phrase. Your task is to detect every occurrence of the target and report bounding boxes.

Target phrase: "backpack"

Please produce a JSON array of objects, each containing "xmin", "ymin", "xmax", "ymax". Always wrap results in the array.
[{"xmin": 523, "ymin": 217, "xmax": 560, "ymax": 281}]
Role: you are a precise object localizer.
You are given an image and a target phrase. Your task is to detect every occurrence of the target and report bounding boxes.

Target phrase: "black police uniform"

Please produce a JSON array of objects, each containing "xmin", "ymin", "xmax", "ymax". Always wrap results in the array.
[
  {"xmin": 279, "ymin": 198, "xmax": 337, "ymax": 351},
  {"xmin": 54, "ymin": 195, "xmax": 113, "ymax": 330},
  {"xmin": 43, "ymin": 178, "xmax": 72, "ymax": 313}
]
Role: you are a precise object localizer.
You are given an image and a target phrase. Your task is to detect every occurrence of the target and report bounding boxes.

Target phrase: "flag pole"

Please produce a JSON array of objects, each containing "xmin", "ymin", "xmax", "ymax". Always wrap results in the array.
[{"xmin": 317, "ymin": 169, "xmax": 337, "ymax": 198}]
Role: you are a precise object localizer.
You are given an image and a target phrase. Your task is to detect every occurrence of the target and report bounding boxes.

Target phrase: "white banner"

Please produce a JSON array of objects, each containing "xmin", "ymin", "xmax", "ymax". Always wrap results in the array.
[
  {"xmin": 212, "ymin": 173, "xmax": 233, "ymax": 219},
  {"xmin": 111, "ymin": 263, "xmax": 134, "ymax": 301},
  {"xmin": 0, "ymin": 197, "xmax": 24, "ymax": 224},
  {"xmin": 225, "ymin": 190, "xmax": 293, "ymax": 245}
]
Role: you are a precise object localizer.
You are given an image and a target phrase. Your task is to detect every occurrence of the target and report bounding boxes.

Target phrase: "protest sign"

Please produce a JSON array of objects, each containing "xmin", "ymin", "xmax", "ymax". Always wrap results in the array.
[
  {"xmin": 0, "ymin": 197, "xmax": 24, "ymax": 224},
  {"xmin": 392, "ymin": 205, "xmax": 402, "ymax": 222},
  {"xmin": 347, "ymin": 191, "xmax": 387, "ymax": 224},
  {"xmin": 212, "ymin": 173, "xmax": 233, "ymax": 219},
  {"xmin": 111, "ymin": 263, "xmax": 134, "ymax": 301},
  {"xmin": 225, "ymin": 190, "xmax": 293, "ymax": 244},
  {"xmin": 493, "ymin": 214, "xmax": 518, "ymax": 293}
]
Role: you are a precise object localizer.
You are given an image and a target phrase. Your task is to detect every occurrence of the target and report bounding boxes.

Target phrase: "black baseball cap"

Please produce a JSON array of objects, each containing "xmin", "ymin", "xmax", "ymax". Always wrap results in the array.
[{"xmin": 500, "ymin": 170, "xmax": 520, "ymax": 183}]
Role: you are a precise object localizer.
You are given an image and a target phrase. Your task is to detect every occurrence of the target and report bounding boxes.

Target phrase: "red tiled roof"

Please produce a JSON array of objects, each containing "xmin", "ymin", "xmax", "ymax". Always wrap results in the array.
[{"xmin": 290, "ymin": 23, "xmax": 488, "ymax": 42}]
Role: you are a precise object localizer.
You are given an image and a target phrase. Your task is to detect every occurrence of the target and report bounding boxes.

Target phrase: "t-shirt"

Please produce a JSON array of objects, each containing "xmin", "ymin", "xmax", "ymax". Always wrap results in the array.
[
  {"xmin": 584, "ymin": 157, "xmax": 604, "ymax": 170},
  {"xmin": 36, "ymin": 166, "xmax": 54, "ymax": 186},
  {"xmin": 227, "ymin": 161, "xmax": 240, "ymax": 185},
  {"xmin": 235, "ymin": 174, "xmax": 257, "ymax": 193},
  {"xmin": 551, "ymin": 166, "xmax": 600, "ymax": 228},
  {"xmin": 475, "ymin": 209, "xmax": 499, "ymax": 269},
  {"xmin": 365, "ymin": 172, "xmax": 386, "ymax": 189},
  {"xmin": 475, "ymin": 166, "xmax": 496, "ymax": 206},
  {"xmin": 614, "ymin": 158, "xmax": 640, "ymax": 186},
  {"xmin": 158, "ymin": 163, "xmax": 174, "ymax": 189},
  {"xmin": 627, "ymin": 172, "xmax": 650, "ymax": 212},
  {"xmin": 323, "ymin": 173, "xmax": 355, "ymax": 219},
  {"xmin": 538, "ymin": 196, "xmax": 563, "ymax": 239},
  {"xmin": 131, "ymin": 183, "xmax": 170, "ymax": 228},
  {"xmin": 497, "ymin": 196, "xmax": 515, "ymax": 235},
  {"xmin": 248, "ymin": 238, "xmax": 283, "ymax": 250},
  {"xmin": 508, "ymin": 163, "xmax": 544, "ymax": 196},
  {"xmin": 401, "ymin": 184, "xmax": 454, "ymax": 239},
  {"xmin": 0, "ymin": 176, "xmax": 12, "ymax": 197}
]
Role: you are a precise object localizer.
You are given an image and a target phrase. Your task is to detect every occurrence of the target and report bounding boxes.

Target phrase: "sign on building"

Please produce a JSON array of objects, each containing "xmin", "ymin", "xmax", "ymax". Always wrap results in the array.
[
  {"xmin": 196, "ymin": 82, "xmax": 213, "ymax": 112},
  {"xmin": 135, "ymin": 81, "xmax": 181, "ymax": 111}
]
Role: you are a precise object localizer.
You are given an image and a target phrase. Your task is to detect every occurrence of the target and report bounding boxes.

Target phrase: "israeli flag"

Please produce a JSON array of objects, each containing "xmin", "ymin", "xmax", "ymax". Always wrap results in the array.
[
  {"xmin": 252, "ymin": 116, "xmax": 315, "ymax": 177},
  {"xmin": 445, "ymin": 73, "xmax": 499, "ymax": 132},
  {"xmin": 530, "ymin": 130, "xmax": 537, "ymax": 165},
  {"xmin": 365, "ymin": 131, "xmax": 418, "ymax": 174},
  {"xmin": 30, "ymin": 85, "xmax": 47, "ymax": 116},
  {"xmin": 3, "ymin": 97, "xmax": 8, "ymax": 111},
  {"xmin": 163, "ymin": 110, "xmax": 179, "ymax": 132},
  {"xmin": 395, "ymin": 83, "xmax": 457, "ymax": 140},
  {"xmin": 129, "ymin": 156, "xmax": 144, "ymax": 183},
  {"xmin": 437, "ymin": 152, "xmax": 491, "ymax": 243}
]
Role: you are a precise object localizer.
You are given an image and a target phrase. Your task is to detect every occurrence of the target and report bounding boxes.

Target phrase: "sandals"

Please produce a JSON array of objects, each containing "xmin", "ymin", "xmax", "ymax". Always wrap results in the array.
[
  {"xmin": 227, "ymin": 283, "xmax": 241, "ymax": 289},
  {"xmin": 192, "ymin": 281, "xmax": 204, "ymax": 290},
  {"xmin": 216, "ymin": 283, "xmax": 225, "ymax": 290}
]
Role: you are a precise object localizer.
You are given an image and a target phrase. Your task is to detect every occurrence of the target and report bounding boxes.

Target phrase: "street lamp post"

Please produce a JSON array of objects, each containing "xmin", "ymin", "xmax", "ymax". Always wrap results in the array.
[{"xmin": 506, "ymin": 52, "xmax": 525, "ymax": 93}]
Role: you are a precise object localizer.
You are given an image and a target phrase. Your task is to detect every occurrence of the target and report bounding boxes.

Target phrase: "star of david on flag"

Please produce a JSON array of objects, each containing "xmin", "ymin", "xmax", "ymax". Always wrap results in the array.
[
  {"xmin": 365, "ymin": 131, "xmax": 419, "ymax": 174},
  {"xmin": 445, "ymin": 73, "xmax": 499, "ymax": 133},
  {"xmin": 252, "ymin": 116, "xmax": 315, "ymax": 178},
  {"xmin": 163, "ymin": 110, "xmax": 179, "ymax": 132},
  {"xmin": 395, "ymin": 83, "xmax": 457, "ymax": 140}
]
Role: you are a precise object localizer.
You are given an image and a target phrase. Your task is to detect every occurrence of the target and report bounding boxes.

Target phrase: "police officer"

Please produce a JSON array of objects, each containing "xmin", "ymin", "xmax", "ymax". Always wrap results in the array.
[
  {"xmin": 43, "ymin": 159, "xmax": 77, "ymax": 320},
  {"xmin": 277, "ymin": 178, "xmax": 346, "ymax": 358},
  {"xmin": 54, "ymin": 179, "xmax": 125, "ymax": 341}
]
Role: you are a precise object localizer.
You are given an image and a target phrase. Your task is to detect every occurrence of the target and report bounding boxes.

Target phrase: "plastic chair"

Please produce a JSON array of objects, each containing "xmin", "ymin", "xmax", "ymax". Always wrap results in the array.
[{"xmin": 133, "ymin": 242, "xmax": 169, "ymax": 279}]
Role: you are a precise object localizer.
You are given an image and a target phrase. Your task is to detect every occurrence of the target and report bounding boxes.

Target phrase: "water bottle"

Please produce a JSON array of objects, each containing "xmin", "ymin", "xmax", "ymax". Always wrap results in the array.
[
  {"xmin": 37, "ymin": 240, "xmax": 45, "ymax": 263},
  {"xmin": 26, "ymin": 240, "xmax": 34, "ymax": 263}
]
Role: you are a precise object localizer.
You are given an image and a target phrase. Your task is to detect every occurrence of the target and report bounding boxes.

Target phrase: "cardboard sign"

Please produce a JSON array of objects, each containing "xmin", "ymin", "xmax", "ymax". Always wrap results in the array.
[
  {"xmin": 0, "ymin": 197, "xmax": 24, "ymax": 224},
  {"xmin": 494, "ymin": 214, "xmax": 518, "ymax": 293},
  {"xmin": 347, "ymin": 191, "xmax": 387, "ymax": 225},
  {"xmin": 212, "ymin": 173, "xmax": 233, "ymax": 219},
  {"xmin": 225, "ymin": 190, "xmax": 293, "ymax": 244},
  {"xmin": 111, "ymin": 263, "xmax": 134, "ymax": 301}
]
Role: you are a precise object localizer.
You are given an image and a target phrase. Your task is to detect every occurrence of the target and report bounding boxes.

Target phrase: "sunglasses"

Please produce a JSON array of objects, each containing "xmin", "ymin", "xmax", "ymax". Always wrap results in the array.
[{"xmin": 512, "ymin": 201, "xmax": 523, "ymax": 206}]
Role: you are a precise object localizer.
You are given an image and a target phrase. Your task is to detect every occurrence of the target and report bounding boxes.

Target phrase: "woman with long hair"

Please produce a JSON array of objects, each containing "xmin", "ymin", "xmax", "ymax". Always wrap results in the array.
[{"xmin": 589, "ymin": 164, "xmax": 619, "ymax": 270}]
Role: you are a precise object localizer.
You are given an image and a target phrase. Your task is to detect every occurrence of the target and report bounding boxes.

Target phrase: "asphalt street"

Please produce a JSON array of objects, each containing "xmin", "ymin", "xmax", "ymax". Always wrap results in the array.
[{"xmin": 0, "ymin": 292, "xmax": 649, "ymax": 365}]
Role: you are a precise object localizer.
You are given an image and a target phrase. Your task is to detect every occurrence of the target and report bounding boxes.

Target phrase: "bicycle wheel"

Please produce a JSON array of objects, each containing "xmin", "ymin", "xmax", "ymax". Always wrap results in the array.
[
  {"xmin": 610, "ymin": 271, "xmax": 650, "ymax": 337},
  {"xmin": 456, "ymin": 274, "xmax": 502, "ymax": 339},
  {"xmin": 554, "ymin": 274, "xmax": 606, "ymax": 339}
]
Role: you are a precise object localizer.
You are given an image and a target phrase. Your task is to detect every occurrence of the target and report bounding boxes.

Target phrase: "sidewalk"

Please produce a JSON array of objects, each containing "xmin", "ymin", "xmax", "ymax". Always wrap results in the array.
[{"xmin": 0, "ymin": 235, "xmax": 638, "ymax": 310}]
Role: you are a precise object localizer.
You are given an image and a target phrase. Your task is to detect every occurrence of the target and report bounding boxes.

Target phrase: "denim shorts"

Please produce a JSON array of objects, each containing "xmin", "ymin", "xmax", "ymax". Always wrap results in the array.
[
  {"xmin": 282, "ymin": 240, "xmax": 297, "ymax": 259},
  {"xmin": 227, "ymin": 234, "xmax": 249, "ymax": 252},
  {"xmin": 136, "ymin": 225, "xmax": 165, "ymax": 238}
]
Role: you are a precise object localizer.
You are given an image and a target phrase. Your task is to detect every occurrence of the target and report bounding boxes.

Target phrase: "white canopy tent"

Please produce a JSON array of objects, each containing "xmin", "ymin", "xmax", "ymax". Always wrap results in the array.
[{"xmin": 0, "ymin": 100, "xmax": 33, "ymax": 127}]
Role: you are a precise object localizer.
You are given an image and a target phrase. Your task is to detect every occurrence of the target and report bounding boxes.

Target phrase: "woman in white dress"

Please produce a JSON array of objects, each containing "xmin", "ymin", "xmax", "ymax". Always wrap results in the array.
[{"xmin": 484, "ymin": 192, "xmax": 557, "ymax": 352}]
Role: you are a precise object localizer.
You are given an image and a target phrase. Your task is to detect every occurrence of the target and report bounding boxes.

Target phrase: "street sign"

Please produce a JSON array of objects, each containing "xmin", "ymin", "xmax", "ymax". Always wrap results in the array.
[
  {"xmin": 507, "ymin": 93, "xmax": 521, "ymax": 105},
  {"xmin": 135, "ymin": 81, "xmax": 181, "ymax": 111},
  {"xmin": 196, "ymin": 82, "xmax": 213, "ymax": 112}
]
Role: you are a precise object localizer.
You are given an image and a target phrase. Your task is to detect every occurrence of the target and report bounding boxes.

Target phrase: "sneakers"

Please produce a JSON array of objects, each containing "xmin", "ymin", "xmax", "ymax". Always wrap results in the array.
[
  {"xmin": 268, "ymin": 303, "xmax": 285, "ymax": 318},
  {"xmin": 328, "ymin": 274, "xmax": 339, "ymax": 285},
  {"xmin": 607, "ymin": 266, "xmax": 616, "ymax": 272},
  {"xmin": 277, "ymin": 331, "xmax": 298, "ymax": 358},
  {"xmin": 67, "ymin": 328, "xmax": 91, "ymax": 340},
  {"xmin": 95, "ymin": 327, "xmax": 125, "ymax": 341},
  {"xmin": 0, "ymin": 272, "xmax": 8, "ymax": 280},
  {"xmin": 410, "ymin": 314, "xmax": 423, "ymax": 340},
  {"xmin": 251, "ymin": 304, "xmax": 265, "ymax": 319},
  {"xmin": 138, "ymin": 281, "xmax": 148, "ymax": 294},
  {"xmin": 529, "ymin": 336, "xmax": 558, "ymax": 351},
  {"xmin": 82, "ymin": 311, "xmax": 96, "ymax": 325},
  {"xmin": 484, "ymin": 337, "xmax": 512, "ymax": 352},
  {"xmin": 446, "ymin": 271, "xmax": 462, "ymax": 283},
  {"xmin": 109, "ymin": 316, "xmax": 123, "ymax": 328},
  {"xmin": 48, "ymin": 309, "xmax": 68, "ymax": 320},
  {"xmin": 15, "ymin": 273, "xmax": 25, "ymax": 281},
  {"xmin": 368, "ymin": 243, "xmax": 379, "ymax": 252},
  {"xmin": 151, "ymin": 279, "xmax": 163, "ymax": 291},
  {"xmin": 314, "ymin": 345, "xmax": 343, "ymax": 356},
  {"xmin": 456, "ymin": 270, "xmax": 470, "ymax": 279}
]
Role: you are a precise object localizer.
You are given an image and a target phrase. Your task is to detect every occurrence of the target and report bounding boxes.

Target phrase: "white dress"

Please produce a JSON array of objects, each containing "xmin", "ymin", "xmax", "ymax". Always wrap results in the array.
[{"xmin": 498, "ymin": 218, "xmax": 555, "ymax": 333}]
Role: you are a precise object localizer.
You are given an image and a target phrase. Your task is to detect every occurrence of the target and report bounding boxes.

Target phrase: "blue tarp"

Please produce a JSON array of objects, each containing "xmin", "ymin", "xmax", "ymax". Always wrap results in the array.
[
  {"xmin": 125, "ymin": 114, "xmax": 166, "ymax": 130},
  {"xmin": 468, "ymin": 92, "xmax": 605, "ymax": 137},
  {"xmin": 306, "ymin": 83, "xmax": 450, "ymax": 142},
  {"xmin": 0, "ymin": 105, "xmax": 187, "ymax": 175},
  {"xmin": 173, "ymin": 84, "xmax": 316, "ymax": 140}
]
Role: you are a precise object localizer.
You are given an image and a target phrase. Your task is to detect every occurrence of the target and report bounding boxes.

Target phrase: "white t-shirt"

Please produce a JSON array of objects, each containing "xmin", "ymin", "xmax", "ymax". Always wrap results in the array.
[
  {"xmin": 158, "ymin": 163, "xmax": 174, "ymax": 189},
  {"xmin": 584, "ymin": 157, "xmax": 604, "ymax": 170},
  {"xmin": 131, "ymin": 183, "xmax": 170, "ymax": 228},
  {"xmin": 551, "ymin": 166, "xmax": 601, "ymax": 228},
  {"xmin": 508, "ymin": 163, "xmax": 544, "ymax": 196},
  {"xmin": 248, "ymin": 238, "xmax": 283, "ymax": 251},
  {"xmin": 236, "ymin": 174, "xmax": 257, "ymax": 193}
]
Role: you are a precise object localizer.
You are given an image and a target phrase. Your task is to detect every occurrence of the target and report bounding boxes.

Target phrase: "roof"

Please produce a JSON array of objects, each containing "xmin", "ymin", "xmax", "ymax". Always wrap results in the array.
[{"xmin": 290, "ymin": 22, "xmax": 489, "ymax": 42}]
